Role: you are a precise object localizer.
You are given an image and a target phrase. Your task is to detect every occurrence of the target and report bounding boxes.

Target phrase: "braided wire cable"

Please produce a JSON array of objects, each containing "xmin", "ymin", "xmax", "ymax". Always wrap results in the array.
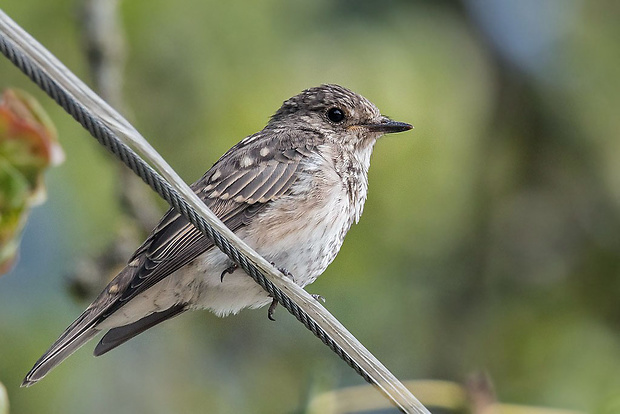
[{"xmin": 0, "ymin": 10, "xmax": 430, "ymax": 414}]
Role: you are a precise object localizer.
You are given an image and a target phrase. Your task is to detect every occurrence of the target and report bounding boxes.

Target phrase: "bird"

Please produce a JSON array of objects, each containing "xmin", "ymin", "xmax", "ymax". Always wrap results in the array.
[{"xmin": 22, "ymin": 84, "xmax": 412, "ymax": 386}]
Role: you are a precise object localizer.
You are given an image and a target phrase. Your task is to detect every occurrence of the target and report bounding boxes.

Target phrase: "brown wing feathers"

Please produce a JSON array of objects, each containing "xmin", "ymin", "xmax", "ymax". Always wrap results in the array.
[{"xmin": 22, "ymin": 141, "xmax": 315, "ymax": 385}]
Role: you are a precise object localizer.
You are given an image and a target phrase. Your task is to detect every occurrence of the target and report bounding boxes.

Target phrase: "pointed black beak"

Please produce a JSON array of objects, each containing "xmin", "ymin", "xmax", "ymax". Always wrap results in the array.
[{"xmin": 366, "ymin": 117, "xmax": 413, "ymax": 134}]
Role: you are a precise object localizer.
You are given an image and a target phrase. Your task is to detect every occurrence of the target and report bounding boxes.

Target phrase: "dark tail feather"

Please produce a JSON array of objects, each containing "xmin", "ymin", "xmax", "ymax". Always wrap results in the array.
[
  {"xmin": 94, "ymin": 304, "xmax": 186, "ymax": 356},
  {"xmin": 21, "ymin": 309, "xmax": 101, "ymax": 387}
]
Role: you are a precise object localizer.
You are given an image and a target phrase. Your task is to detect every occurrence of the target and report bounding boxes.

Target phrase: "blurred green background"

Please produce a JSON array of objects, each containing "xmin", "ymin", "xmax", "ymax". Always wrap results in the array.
[{"xmin": 1, "ymin": 0, "xmax": 619, "ymax": 413}]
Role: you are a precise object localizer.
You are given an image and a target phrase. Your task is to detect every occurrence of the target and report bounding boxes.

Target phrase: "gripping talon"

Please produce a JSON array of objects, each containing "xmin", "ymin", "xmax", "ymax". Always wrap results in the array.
[
  {"xmin": 220, "ymin": 264, "xmax": 238, "ymax": 282},
  {"xmin": 270, "ymin": 262, "xmax": 294, "ymax": 279},
  {"xmin": 311, "ymin": 294, "xmax": 326, "ymax": 303},
  {"xmin": 268, "ymin": 298, "xmax": 278, "ymax": 321}
]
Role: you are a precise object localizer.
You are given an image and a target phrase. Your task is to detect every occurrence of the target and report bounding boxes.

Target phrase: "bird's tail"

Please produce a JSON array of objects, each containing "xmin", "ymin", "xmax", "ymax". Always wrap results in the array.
[
  {"xmin": 22, "ymin": 264, "xmax": 140, "ymax": 386},
  {"xmin": 21, "ymin": 307, "xmax": 102, "ymax": 387}
]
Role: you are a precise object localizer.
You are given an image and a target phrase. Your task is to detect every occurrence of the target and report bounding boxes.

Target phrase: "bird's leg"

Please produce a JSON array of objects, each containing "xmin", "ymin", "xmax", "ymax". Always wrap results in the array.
[
  {"xmin": 267, "ymin": 294, "xmax": 324, "ymax": 321},
  {"xmin": 220, "ymin": 263, "xmax": 238, "ymax": 282},
  {"xmin": 266, "ymin": 262, "xmax": 295, "ymax": 321},
  {"xmin": 263, "ymin": 265, "xmax": 325, "ymax": 318},
  {"xmin": 268, "ymin": 298, "xmax": 278, "ymax": 321}
]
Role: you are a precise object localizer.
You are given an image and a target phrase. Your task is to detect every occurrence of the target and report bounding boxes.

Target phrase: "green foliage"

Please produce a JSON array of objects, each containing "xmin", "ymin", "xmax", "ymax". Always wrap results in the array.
[{"xmin": 0, "ymin": 89, "xmax": 62, "ymax": 274}]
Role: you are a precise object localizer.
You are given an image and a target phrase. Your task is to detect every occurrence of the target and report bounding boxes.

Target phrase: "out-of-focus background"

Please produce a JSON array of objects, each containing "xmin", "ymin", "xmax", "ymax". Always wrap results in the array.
[{"xmin": 1, "ymin": 0, "xmax": 619, "ymax": 413}]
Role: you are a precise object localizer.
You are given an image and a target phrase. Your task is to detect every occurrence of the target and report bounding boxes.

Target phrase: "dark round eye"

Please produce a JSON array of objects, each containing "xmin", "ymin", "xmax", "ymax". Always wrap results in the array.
[{"xmin": 327, "ymin": 107, "xmax": 345, "ymax": 123}]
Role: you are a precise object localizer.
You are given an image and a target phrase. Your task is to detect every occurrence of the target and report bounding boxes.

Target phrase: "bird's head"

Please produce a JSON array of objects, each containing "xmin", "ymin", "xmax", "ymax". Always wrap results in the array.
[{"xmin": 269, "ymin": 84, "xmax": 412, "ymax": 150}]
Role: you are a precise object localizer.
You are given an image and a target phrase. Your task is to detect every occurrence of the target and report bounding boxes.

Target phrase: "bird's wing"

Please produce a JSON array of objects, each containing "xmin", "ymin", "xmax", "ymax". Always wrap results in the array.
[
  {"xmin": 21, "ymin": 138, "xmax": 317, "ymax": 386},
  {"xmin": 102, "ymin": 142, "xmax": 318, "ymax": 317}
]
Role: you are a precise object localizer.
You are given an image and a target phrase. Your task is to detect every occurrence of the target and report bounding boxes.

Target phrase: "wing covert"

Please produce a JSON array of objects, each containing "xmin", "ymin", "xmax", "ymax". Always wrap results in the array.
[{"xmin": 103, "ymin": 142, "xmax": 316, "ymax": 312}]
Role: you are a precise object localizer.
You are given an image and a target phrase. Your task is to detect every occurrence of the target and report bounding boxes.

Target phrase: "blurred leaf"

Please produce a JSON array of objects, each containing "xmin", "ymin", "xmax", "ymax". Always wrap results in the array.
[{"xmin": 0, "ymin": 88, "xmax": 63, "ymax": 274}]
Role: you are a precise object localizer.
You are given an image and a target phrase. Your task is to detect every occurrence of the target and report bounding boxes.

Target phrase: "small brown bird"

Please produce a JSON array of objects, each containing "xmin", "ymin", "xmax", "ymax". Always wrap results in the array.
[{"xmin": 22, "ymin": 84, "xmax": 412, "ymax": 386}]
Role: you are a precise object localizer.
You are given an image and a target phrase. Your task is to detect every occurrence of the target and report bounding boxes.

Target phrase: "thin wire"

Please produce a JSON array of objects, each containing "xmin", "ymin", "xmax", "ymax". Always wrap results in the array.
[{"xmin": 0, "ymin": 9, "xmax": 430, "ymax": 414}]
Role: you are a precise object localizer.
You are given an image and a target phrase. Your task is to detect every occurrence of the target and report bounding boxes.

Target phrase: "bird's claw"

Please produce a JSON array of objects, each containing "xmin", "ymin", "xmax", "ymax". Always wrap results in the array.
[
  {"xmin": 220, "ymin": 264, "xmax": 238, "ymax": 282},
  {"xmin": 267, "ymin": 293, "xmax": 324, "ymax": 321},
  {"xmin": 311, "ymin": 294, "xmax": 326, "ymax": 303},
  {"xmin": 266, "ymin": 263, "xmax": 293, "ymax": 321},
  {"xmin": 265, "ymin": 263, "xmax": 320, "ymax": 320},
  {"xmin": 270, "ymin": 262, "xmax": 294, "ymax": 279},
  {"xmin": 268, "ymin": 298, "xmax": 278, "ymax": 321}
]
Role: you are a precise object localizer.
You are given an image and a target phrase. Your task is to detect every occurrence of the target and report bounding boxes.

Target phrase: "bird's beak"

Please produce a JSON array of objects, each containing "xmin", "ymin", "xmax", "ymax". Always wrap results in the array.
[{"xmin": 365, "ymin": 116, "xmax": 413, "ymax": 134}]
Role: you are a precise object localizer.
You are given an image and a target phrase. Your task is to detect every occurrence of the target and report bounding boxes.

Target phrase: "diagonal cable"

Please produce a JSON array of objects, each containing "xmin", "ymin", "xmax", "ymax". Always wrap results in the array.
[{"xmin": 0, "ymin": 9, "xmax": 430, "ymax": 414}]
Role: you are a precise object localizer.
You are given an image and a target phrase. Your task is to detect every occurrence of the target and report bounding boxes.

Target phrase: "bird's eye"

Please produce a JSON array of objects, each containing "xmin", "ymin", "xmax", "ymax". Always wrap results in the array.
[{"xmin": 327, "ymin": 107, "xmax": 345, "ymax": 123}]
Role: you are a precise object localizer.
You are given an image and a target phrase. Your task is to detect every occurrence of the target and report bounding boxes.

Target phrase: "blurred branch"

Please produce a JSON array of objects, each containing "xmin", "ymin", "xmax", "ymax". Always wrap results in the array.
[
  {"xmin": 466, "ymin": 371, "xmax": 496, "ymax": 414},
  {"xmin": 80, "ymin": 0, "xmax": 161, "ymax": 229},
  {"xmin": 81, "ymin": 0, "xmax": 124, "ymax": 108},
  {"xmin": 306, "ymin": 380, "xmax": 467, "ymax": 414},
  {"xmin": 306, "ymin": 374, "xmax": 585, "ymax": 414},
  {"xmin": 69, "ymin": 0, "xmax": 161, "ymax": 298}
]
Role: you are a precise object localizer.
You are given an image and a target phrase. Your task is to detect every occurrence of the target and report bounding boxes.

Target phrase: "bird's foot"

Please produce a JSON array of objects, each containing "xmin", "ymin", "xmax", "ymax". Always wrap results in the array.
[
  {"xmin": 271, "ymin": 262, "xmax": 294, "ymax": 279},
  {"xmin": 268, "ymin": 298, "xmax": 278, "ymax": 321},
  {"xmin": 267, "ymin": 293, "xmax": 324, "ymax": 321},
  {"xmin": 220, "ymin": 263, "xmax": 238, "ymax": 282},
  {"xmin": 266, "ymin": 263, "xmax": 293, "ymax": 321},
  {"xmin": 311, "ymin": 293, "xmax": 326, "ymax": 303}
]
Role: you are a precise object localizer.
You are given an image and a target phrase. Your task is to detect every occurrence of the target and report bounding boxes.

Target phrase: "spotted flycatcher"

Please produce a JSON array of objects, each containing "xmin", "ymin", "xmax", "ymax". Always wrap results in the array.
[{"xmin": 22, "ymin": 84, "xmax": 412, "ymax": 386}]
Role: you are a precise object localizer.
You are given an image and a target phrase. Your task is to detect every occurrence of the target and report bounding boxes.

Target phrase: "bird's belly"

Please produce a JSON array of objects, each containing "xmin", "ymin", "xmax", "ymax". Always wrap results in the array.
[
  {"xmin": 245, "ymin": 191, "xmax": 352, "ymax": 286},
  {"xmin": 110, "ymin": 186, "xmax": 355, "ymax": 321},
  {"xmin": 186, "ymin": 191, "xmax": 353, "ymax": 316}
]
